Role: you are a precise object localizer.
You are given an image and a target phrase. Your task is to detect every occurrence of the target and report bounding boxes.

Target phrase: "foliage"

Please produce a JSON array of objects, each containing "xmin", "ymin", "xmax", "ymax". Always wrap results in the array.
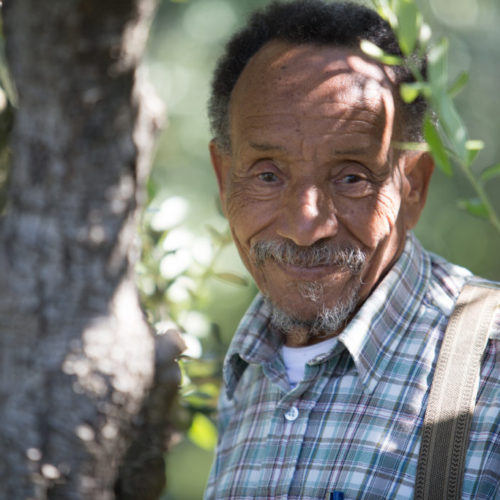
[
  {"xmin": 367, "ymin": 0, "xmax": 500, "ymax": 234},
  {"xmin": 138, "ymin": 5, "xmax": 265, "ymax": 479},
  {"xmin": 137, "ymin": 191, "xmax": 252, "ymax": 449}
]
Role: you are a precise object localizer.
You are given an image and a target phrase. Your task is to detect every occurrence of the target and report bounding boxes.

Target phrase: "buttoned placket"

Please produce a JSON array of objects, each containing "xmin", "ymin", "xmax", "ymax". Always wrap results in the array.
[{"xmin": 253, "ymin": 356, "xmax": 340, "ymax": 498}]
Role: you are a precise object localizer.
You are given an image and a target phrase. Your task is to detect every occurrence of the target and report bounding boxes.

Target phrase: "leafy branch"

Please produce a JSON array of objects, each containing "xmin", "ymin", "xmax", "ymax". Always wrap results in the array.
[
  {"xmin": 137, "ymin": 196, "xmax": 252, "ymax": 450},
  {"xmin": 363, "ymin": 0, "xmax": 500, "ymax": 234}
]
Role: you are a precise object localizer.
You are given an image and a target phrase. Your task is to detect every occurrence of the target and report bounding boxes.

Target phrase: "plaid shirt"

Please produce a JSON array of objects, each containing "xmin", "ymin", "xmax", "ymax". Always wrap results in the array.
[{"xmin": 205, "ymin": 233, "xmax": 500, "ymax": 499}]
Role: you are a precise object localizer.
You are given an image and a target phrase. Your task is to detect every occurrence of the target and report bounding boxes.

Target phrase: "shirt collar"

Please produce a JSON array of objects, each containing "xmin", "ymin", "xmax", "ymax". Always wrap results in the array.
[
  {"xmin": 223, "ymin": 294, "xmax": 280, "ymax": 399},
  {"xmin": 337, "ymin": 232, "xmax": 431, "ymax": 394},
  {"xmin": 223, "ymin": 232, "xmax": 430, "ymax": 398}
]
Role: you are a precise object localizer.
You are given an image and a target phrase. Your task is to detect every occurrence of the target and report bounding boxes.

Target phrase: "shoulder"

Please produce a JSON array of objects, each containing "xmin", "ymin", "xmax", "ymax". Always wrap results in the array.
[
  {"xmin": 424, "ymin": 250, "xmax": 472, "ymax": 316},
  {"xmin": 425, "ymin": 249, "xmax": 500, "ymax": 339}
]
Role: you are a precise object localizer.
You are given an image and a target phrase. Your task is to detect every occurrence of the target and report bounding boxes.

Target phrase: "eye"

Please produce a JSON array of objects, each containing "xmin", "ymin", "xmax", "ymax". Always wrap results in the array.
[
  {"xmin": 258, "ymin": 172, "xmax": 279, "ymax": 183},
  {"xmin": 339, "ymin": 174, "xmax": 363, "ymax": 184},
  {"xmin": 333, "ymin": 169, "xmax": 373, "ymax": 198}
]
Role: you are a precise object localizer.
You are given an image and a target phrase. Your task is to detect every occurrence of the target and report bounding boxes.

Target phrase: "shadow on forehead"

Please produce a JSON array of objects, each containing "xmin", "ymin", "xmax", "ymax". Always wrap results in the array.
[{"xmin": 230, "ymin": 44, "xmax": 394, "ymax": 146}]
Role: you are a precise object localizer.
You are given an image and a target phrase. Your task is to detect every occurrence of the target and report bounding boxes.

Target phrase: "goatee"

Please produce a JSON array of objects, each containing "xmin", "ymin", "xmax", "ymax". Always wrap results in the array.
[{"xmin": 250, "ymin": 239, "xmax": 366, "ymax": 340}]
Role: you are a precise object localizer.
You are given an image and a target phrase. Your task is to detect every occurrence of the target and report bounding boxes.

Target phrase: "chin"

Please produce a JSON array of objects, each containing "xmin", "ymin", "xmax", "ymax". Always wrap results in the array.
[{"xmin": 264, "ymin": 277, "xmax": 363, "ymax": 337}]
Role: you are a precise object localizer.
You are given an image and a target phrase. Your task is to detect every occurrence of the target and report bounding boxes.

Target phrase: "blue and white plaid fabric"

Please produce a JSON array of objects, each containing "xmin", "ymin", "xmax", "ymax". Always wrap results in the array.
[{"xmin": 205, "ymin": 233, "xmax": 500, "ymax": 499}]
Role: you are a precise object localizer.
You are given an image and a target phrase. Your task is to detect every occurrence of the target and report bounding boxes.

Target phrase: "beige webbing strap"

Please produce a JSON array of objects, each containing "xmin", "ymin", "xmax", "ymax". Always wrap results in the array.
[{"xmin": 414, "ymin": 282, "xmax": 500, "ymax": 500}]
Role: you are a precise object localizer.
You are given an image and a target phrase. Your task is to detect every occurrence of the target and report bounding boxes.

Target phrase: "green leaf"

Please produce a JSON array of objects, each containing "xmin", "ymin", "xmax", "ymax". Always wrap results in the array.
[
  {"xmin": 419, "ymin": 22, "xmax": 432, "ymax": 47},
  {"xmin": 206, "ymin": 224, "xmax": 231, "ymax": 245},
  {"xmin": 182, "ymin": 384, "xmax": 219, "ymax": 409},
  {"xmin": 423, "ymin": 117, "xmax": 452, "ymax": 176},
  {"xmin": 392, "ymin": 141, "xmax": 429, "ymax": 152},
  {"xmin": 188, "ymin": 413, "xmax": 218, "ymax": 451},
  {"xmin": 434, "ymin": 92, "xmax": 468, "ymax": 161},
  {"xmin": 146, "ymin": 178, "xmax": 158, "ymax": 201},
  {"xmin": 183, "ymin": 391, "xmax": 215, "ymax": 409},
  {"xmin": 400, "ymin": 83, "xmax": 419, "ymax": 103},
  {"xmin": 466, "ymin": 140, "xmax": 485, "ymax": 151},
  {"xmin": 181, "ymin": 358, "xmax": 220, "ymax": 379},
  {"xmin": 427, "ymin": 39, "xmax": 468, "ymax": 160},
  {"xmin": 448, "ymin": 72, "xmax": 469, "ymax": 98},
  {"xmin": 360, "ymin": 40, "xmax": 403, "ymax": 66},
  {"xmin": 360, "ymin": 40, "xmax": 383, "ymax": 58},
  {"xmin": 395, "ymin": 0, "xmax": 419, "ymax": 55},
  {"xmin": 214, "ymin": 272, "xmax": 249, "ymax": 287},
  {"xmin": 465, "ymin": 140, "xmax": 484, "ymax": 166},
  {"xmin": 428, "ymin": 38, "xmax": 449, "ymax": 91},
  {"xmin": 459, "ymin": 198, "xmax": 489, "ymax": 219},
  {"xmin": 480, "ymin": 162, "xmax": 500, "ymax": 182},
  {"xmin": 372, "ymin": 0, "xmax": 399, "ymax": 28},
  {"xmin": 206, "ymin": 224, "xmax": 224, "ymax": 243},
  {"xmin": 400, "ymin": 82, "xmax": 427, "ymax": 103}
]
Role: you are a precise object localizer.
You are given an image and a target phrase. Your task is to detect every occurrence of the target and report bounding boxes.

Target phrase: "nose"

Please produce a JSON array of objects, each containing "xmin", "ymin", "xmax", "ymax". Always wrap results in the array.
[{"xmin": 277, "ymin": 183, "xmax": 338, "ymax": 246}]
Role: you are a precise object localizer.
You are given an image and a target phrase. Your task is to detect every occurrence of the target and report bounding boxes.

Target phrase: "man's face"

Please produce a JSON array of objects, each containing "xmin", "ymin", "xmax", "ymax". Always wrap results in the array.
[{"xmin": 210, "ymin": 42, "xmax": 432, "ymax": 345}]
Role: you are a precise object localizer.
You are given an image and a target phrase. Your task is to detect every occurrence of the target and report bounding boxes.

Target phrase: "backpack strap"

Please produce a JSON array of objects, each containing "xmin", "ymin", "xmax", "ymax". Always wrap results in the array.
[{"xmin": 414, "ymin": 281, "xmax": 500, "ymax": 500}]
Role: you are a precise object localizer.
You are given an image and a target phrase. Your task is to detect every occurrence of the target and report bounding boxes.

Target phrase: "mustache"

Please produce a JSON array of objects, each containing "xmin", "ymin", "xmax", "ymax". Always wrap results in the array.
[{"xmin": 250, "ymin": 239, "xmax": 366, "ymax": 274}]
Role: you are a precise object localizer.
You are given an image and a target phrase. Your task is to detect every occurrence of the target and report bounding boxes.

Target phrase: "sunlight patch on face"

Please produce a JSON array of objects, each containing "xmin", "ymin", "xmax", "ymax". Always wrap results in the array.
[{"xmin": 297, "ymin": 281, "xmax": 324, "ymax": 303}]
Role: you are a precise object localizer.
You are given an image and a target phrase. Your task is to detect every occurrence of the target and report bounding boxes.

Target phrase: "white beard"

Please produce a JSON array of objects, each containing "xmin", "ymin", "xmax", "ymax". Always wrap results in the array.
[
  {"xmin": 251, "ymin": 238, "xmax": 366, "ymax": 341},
  {"xmin": 267, "ymin": 278, "xmax": 361, "ymax": 340}
]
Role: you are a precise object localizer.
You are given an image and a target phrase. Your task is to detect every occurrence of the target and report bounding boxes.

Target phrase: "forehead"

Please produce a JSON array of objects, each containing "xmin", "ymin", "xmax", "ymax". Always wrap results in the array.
[
  {"xmin": 231, "ymin": 41, "xmax": 396, "ymax": 108},
  {"xmin": 229, "ymin": 41, "xmax": 397, "ymax": 157}
]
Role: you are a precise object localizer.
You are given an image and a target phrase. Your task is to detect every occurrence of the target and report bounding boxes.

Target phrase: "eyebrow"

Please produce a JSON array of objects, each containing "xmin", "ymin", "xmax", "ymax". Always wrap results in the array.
[
  {"xmin": 248, "ymin": 141, "xmax": 371, "ymax": 158},
  {"xmin": 333, "ymin": 147, "xmax": 367, "ymax": 156},
  {"xmin": 248, "ymin": 141, "xmax": 288, "ymax": 153}
]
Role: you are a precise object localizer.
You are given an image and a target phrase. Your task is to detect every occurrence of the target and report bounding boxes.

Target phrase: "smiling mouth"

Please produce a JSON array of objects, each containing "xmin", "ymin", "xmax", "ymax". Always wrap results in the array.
[
  {"xmin": 250, "ymin": 240, "xmax": 367, "ymax": 276},
  {"xmin": 274, "ymin": 260, "xmax": 353, "ymax": 281}
]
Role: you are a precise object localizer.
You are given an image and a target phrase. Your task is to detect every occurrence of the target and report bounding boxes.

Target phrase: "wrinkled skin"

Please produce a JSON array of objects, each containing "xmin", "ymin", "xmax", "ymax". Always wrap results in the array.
[{"xmin": 210, "ymin": 41, "xmax": 434, "ymax": 346}]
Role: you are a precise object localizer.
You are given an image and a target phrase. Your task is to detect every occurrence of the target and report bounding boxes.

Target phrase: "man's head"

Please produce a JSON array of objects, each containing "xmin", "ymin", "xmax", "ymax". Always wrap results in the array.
[{"xmin": 208, "ymin": 1, "xmax": 434, "ymax": 345}]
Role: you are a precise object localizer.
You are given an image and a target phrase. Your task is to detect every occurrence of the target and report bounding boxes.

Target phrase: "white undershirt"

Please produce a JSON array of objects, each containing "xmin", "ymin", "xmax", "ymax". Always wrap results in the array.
[{"xmin": 281, "ymin": 336, "xmax": 339, "ymax": 387}]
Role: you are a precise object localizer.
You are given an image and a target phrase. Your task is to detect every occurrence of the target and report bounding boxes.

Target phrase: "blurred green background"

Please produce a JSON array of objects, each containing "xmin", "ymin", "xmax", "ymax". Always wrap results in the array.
[{"xmin": 139, "ymin": 0, "xmax": 500, "ymax": 498}]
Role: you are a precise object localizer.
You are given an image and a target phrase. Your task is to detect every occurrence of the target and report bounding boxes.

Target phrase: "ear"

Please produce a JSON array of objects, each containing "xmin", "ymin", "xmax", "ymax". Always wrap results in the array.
[
  {"xmin": 209, "ymin": 139, "xmax": 232, "ymax": 215},
  {"xmin": 402, "ymin": 151, "xmax": 435, "ymax": 229}
]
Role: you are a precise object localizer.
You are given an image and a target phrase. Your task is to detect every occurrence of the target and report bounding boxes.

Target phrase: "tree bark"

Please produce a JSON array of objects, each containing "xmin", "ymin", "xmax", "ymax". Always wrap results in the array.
[{"xmin": 0, "ymin": 1, "xmax": 183, "ymax": 498}]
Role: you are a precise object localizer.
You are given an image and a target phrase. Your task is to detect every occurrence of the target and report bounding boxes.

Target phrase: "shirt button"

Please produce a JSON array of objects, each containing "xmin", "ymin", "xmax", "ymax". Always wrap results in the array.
[{"xmin": 284, "ymin": 406, "xmax": 299, "ymax": 421}]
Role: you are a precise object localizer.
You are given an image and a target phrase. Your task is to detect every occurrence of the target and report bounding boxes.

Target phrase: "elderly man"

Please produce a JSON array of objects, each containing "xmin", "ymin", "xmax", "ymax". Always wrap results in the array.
[{"xmin": 204, "ymin": 1, "xmax": 500, "ymax": 498}]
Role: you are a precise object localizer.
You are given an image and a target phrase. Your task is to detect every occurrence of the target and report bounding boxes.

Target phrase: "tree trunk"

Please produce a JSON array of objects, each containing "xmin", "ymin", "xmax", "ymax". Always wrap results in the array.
[{"xmin": 0, "ymin": 0, "xmax": 183, "ymax": 498}]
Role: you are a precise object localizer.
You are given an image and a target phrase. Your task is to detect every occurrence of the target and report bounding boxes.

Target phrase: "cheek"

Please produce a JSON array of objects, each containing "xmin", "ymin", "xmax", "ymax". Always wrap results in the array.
[
  {"xmin": 224, "ymin": 190, "xmax": 269, "ymax": 268},
  {"xmin": 373, "ymin": 192, "xmax": 403, "ymax": 234},
  {"xmin": 224, "ymin": 181, "xmax": 256, "ymax": 234},
  {"xmin": 224, "ymin": 177, "xmax": 278, "ymax": 241},
  {"xmin": 344, "ymin": 189, "xmax": 403, "ymax": 248},
  {"xmin": 225, "ymin": 194, "xmax": 248, "ymax": 229},
  {"xmin": 226, "ymin": 205, "xmax": 273, "ymax": 296}
]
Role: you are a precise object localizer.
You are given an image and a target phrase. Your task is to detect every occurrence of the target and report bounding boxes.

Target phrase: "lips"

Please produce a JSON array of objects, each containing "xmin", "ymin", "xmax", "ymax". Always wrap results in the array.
[
  {"xmin": 250, "ymin": 240, "xmax": 366, "ymax": 276},
  {"xmin": 273, "ymin": 260, "xmax": 352, "ymax": 281}
]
